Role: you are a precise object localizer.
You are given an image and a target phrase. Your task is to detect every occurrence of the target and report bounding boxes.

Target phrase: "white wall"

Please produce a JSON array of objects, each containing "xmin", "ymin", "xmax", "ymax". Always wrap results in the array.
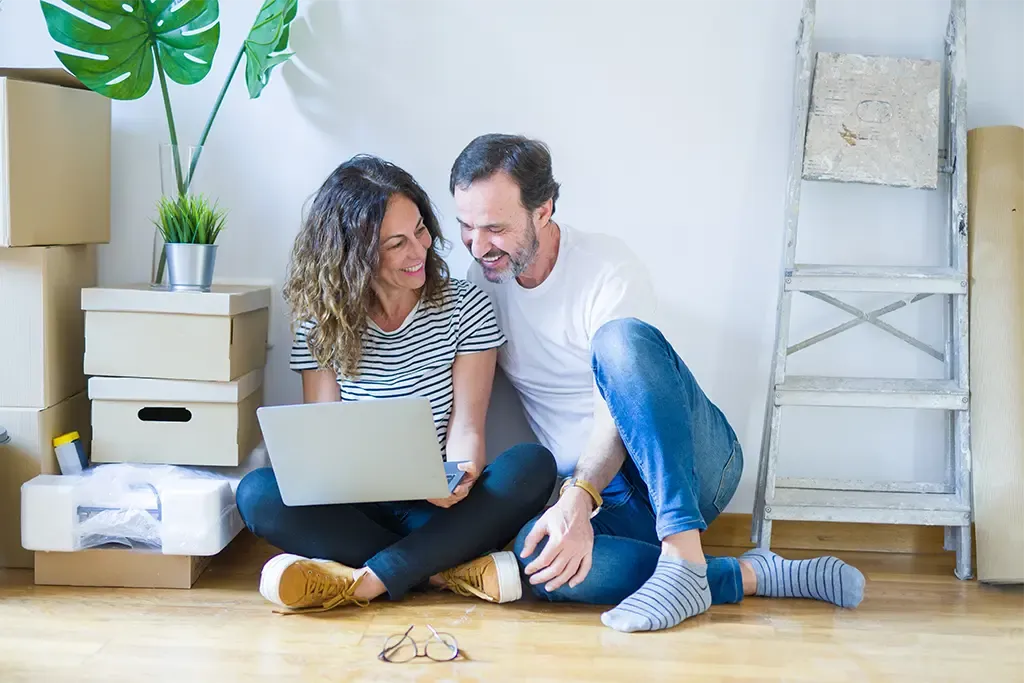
[{"xmin": 2, "ymin": 0, "xmax": 1021, "ymax": 512}]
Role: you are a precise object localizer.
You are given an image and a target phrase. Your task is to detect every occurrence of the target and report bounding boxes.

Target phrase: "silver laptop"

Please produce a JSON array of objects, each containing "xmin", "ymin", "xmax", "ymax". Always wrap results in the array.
[{"xmin": 256, "ymin": 397, "xmax": 455, "ymax": 506}]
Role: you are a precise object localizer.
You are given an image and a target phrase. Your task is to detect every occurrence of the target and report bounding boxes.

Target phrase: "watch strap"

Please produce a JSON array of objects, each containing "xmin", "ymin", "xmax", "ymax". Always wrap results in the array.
[{"xmin": 560, "ymin": 477, "xmax": 603, "ymax": 517}]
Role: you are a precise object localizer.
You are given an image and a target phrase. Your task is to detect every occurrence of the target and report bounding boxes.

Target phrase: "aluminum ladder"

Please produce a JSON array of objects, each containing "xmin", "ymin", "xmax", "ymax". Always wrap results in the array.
[{"xmin": 751, "ymin": 0, "xmax": 973, "ymax": 579}]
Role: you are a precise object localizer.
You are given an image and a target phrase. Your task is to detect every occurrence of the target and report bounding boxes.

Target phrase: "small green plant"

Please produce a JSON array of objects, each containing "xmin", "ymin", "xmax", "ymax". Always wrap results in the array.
[{"xmin": 154, "ymin": 194, "xmax": 227, "ymax": 245}]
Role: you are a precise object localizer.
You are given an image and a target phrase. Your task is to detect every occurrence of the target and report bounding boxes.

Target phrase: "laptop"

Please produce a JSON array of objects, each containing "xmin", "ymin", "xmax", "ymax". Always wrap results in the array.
[{"xmin": 256, "ymin": 397, "xmax": 462, "ymax": 506}]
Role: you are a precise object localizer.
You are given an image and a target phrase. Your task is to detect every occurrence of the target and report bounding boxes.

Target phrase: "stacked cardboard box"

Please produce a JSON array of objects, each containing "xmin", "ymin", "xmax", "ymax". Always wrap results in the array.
[
  {"xmin": 82, "ymin": 283, "xmax": 270, "ymax": 469},
  {"xmin": 0, "ymin": 68, "xmax": 109, "ymax": 569},
  {"xmin": 43, "ymin": 283, "xmax": 272, "ymax": 587},
  {"xmin": 0, "ymin": 69, "xmax": 272, "ymax": 588}
]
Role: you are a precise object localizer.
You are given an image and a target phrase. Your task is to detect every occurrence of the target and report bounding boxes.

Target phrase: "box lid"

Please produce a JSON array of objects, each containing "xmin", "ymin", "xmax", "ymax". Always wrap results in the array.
[
  {"xmin": 82, "ymin": 284, "xmax": 271, "ymax": 316},
  {"xmin": 0, "ymin": 67, "xmax": 89, "ymax": 90},
  {"xmin": 88, "ymin": 369, "xmax": 263, "ymax": 403}
]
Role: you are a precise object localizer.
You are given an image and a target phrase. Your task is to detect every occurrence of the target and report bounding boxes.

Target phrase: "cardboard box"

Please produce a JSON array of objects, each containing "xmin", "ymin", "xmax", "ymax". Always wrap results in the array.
[
  {"xmin": 34, "ymin": 549, "xmax": 212, "ymax": 589},
  {"xmin": 89, "ymin": 369, "xmax": 263, "ymax": 467},
  {"xmin": 82, "ymin": 284, "xmax": 270, "ymax": 382},
  {"xmin": 0, "ymin": 245, "xmax": 96, "ymax": 408},
  {"xmin": 0, "ymin": 68, "xmax": 111, "ymax": 247},
  {"xmin": 0, "ymin": 391, "xmax": 90, "ymax": 568}
]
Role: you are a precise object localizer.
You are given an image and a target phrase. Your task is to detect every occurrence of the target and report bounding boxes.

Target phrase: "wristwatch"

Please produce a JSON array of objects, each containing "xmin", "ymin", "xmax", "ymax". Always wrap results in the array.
[{"xmin": 560, "ymin": 477, "xmax": 603, "ymax": 519}]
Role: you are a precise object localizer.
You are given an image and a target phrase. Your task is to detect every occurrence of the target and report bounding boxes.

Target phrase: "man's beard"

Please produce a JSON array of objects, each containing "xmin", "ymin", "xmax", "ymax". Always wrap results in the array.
[{"xmin": 479, "ymin": 218, "xmax": 539, "ymax": 284}]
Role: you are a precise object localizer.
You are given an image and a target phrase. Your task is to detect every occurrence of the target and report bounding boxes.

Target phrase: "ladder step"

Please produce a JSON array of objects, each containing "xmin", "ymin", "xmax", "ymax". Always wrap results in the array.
[
  {"xmin": 767, "ymin": 487, "xmax": 970, "ymax": 526},
  {"xmin": 786, "ymin": 265, "xmax": 967, "ymax": 294},
  {"xmin": 776, "ymin": 477, "xmax": 951, "ymax": 494},
  {"xmin": 776, "ymin": 376, "xmax": 968, "ymax": 409}
]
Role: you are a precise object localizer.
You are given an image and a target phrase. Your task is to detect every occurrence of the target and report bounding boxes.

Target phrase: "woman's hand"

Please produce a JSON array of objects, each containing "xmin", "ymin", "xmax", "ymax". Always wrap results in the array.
[
  {"xmin": 432, "ymin": 348, "xmax": 495, "ymax": 508},
  {"xmin": 427, "ymin": 461, "xmax": 480, "ymax": 508}
]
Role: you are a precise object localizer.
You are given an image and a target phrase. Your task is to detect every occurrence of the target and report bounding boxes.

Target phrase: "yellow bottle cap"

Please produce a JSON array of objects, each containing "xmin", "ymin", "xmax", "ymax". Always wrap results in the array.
[{"xmin": 53, "ymin": 431, "xmax": 80, "ymax": 448}]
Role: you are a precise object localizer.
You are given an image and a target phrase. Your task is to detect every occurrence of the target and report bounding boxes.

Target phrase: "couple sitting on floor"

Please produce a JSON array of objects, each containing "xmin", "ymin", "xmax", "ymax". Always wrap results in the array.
[{"xmin": 235, "ymin": 134, "xmax": 865, "ymax": 632}]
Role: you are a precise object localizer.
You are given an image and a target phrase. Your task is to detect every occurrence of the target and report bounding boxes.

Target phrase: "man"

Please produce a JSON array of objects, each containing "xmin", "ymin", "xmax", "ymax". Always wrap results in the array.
[{"xmin": 450, "ymin": 134, "xmax": 865, "ymax": 632}]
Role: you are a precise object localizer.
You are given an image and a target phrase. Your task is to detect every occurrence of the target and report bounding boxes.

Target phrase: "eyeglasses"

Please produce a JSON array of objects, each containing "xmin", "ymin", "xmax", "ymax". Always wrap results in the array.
[{"xmin": 378, "ymin": 624, "xmax": 460, "ymax": 663}]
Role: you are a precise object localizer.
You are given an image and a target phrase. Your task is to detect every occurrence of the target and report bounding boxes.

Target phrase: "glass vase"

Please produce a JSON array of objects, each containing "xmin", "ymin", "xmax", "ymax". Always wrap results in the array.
[{"xmin": 150, "ymin": 144, "xmax": 204, "ymax": 288}]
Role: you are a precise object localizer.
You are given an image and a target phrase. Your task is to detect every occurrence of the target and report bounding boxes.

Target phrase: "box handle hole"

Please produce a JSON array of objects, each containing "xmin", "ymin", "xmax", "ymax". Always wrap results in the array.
[{"xmin": 138, "ymin": 407, "xmax": 192, "ymax": 423}]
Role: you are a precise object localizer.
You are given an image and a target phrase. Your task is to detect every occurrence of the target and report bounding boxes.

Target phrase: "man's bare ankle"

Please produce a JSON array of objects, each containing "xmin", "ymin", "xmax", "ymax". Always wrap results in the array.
[
  {"xmin": 740, "ymin": 558, "xmax": 757, "ymax": 595},
  {"xmin": 661, "ymin": 530, "xmax": 705, "ymax": 565}
]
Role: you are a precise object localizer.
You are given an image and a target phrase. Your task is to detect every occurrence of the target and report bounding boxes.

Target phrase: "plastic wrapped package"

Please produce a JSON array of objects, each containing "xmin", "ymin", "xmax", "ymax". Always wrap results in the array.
[{"xmin": 21, "ymin": 444, "xmax": 268, "ymax": 556}]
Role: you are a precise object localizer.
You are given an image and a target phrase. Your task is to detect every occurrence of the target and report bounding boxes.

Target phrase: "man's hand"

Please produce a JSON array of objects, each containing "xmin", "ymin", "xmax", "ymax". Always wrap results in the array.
[
  {"xmin": 427, "ymin": 461, "xmax": 479, "ymax": 508},
  {"xmin": 520, "ymin": 488, "xmax": 595, "ymax": 592}
]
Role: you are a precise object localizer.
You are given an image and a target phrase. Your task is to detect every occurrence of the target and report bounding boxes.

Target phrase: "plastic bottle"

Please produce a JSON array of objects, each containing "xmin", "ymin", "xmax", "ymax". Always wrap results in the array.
[{"xmin": 53, "ymin": 431, "xmax": 88, "ymax": 474}]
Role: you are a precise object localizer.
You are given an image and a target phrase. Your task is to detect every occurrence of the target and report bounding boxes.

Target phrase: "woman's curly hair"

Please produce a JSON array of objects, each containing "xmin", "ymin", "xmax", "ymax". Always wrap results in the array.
[{"xmin": 283, "ymin": 155, "xmax": 450, "ymax": 378}]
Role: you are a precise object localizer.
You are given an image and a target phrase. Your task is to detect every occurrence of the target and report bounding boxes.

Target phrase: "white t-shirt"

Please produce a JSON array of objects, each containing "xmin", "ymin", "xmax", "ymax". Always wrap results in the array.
[
  {"xmin": 469, "ymin": 224, "xmax": 657, "ymax": 475},
  {"xmin": 290, "ymin": 278, "xmax": 506, "ymax": 459}
]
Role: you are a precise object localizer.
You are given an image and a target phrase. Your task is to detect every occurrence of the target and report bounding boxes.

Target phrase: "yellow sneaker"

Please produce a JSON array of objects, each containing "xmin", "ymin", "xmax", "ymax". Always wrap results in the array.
[
  {"xmin": 259, "ymin": 553, "xmax": 368, "ymax": 613},
  {"xmin": 438, "ymin": 551, "xmax": 523, "ymax": 604}
]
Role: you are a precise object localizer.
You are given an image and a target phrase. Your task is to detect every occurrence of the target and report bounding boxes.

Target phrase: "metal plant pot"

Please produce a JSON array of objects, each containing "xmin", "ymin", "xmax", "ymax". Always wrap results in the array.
[{"xmin": 165, "ymin": 243, "xmax": 218, "ymax": 292}]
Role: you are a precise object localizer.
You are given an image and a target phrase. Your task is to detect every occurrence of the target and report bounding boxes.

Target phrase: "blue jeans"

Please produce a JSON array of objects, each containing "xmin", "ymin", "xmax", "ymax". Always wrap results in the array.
[
  {"xmin": 515, "ymin": 318, "xmax": 745, "ymax": 605},
  {"xmin": 237, "ymin": 443, "xmax": 556, "ymax": 600}
]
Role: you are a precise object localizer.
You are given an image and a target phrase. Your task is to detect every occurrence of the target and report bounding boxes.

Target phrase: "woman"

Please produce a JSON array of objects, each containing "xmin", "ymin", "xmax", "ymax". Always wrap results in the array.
[{"xmin": 236, "ymin": 155, "xmax": 556, "ymax": 613}]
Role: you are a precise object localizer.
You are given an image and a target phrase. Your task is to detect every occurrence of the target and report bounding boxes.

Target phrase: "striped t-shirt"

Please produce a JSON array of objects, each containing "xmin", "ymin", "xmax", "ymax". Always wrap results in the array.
[{"xmin": 289, "ymin": 278, "xmax": 506, "ymax": 458}]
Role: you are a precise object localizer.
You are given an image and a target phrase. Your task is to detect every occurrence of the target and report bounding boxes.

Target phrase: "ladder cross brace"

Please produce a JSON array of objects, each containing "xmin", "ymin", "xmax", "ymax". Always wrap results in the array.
[{"xmin": 788, "ymin": 291, "xmax": 944, "ymax": 361}]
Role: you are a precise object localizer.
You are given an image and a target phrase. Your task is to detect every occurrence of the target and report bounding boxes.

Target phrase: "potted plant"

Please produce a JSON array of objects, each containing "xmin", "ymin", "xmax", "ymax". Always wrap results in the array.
[
  {"xmin": 39, "ymin": 0, "xmax": 298, "ymax": 289},
  {"xmin": 154, "ymin": 193, "xmax": 227, "ymax": 292}
]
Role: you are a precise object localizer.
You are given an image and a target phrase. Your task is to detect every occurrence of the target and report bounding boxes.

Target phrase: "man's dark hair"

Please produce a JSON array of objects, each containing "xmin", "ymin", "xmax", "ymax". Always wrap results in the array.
[{"xmin": 449, "ymin": 134, "xmax": 560, "ymax": 214}]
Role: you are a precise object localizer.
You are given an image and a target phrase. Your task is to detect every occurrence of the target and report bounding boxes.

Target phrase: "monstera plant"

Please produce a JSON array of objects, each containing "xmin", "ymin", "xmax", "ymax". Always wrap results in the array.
[{"xmin": 40, "ymin": 0, "xmax": 298, "ymax": 287}]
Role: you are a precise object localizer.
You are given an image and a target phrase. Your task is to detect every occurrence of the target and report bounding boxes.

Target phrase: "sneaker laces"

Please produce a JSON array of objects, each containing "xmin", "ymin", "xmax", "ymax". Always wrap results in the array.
[
  {"xmin": 274, "ymin": 567, "xmax": 370, "ymax": 615},
  {"xmin": 440, "ymin": 562, "xmax": 495, "ymax": 602}
]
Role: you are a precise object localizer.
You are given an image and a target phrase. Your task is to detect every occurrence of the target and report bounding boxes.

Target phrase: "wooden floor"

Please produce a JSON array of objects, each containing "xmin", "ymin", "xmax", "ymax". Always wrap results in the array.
[{"xmin": 1, "ymin": 534, "xmax": 1022, "ymax": 683}]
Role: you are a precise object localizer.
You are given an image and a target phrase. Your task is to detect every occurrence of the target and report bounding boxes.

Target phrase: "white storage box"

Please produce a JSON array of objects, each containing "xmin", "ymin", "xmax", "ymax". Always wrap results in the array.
[
  {"xmin": 0, "ymin": 245, "xmax": 96, "ymax": 408},
  {"xmin": 21, "ymin": 444, "xmax": 267, "ymax": 556},
  {"xmin": 0, "ymin": 68, "xmax": 111, "ymax": 247},
  {"xmin": 89, "ymin": 369, "xmax": 263, "ymax": 467},
  {"xmin": 82, "ymin": 284, "xmax": 270, "ymax": 382}
]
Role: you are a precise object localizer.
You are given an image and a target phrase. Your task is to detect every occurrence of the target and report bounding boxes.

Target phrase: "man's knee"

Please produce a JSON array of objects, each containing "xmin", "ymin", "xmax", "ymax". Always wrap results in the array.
[
  {"xmin": 513, "ymin": 515, "xmax": 571, "ymax": 600},
  {"xmin": 512, "ymin": 518, "xmax": 611, "ymax": 603},
  {"xmin": 591, "ymin": 317, "xmax": 667, "ymax": 373}
]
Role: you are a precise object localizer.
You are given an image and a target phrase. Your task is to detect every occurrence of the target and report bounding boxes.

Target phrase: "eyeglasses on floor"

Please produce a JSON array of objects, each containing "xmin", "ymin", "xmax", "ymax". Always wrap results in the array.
[{"xmin": 378, "ymin": 624, "xmax": 461, "ymax": 663}]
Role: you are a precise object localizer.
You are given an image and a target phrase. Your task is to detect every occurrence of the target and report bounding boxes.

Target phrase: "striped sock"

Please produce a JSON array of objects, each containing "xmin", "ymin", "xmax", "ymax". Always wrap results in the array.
[
  {"xmin": 741, "ymin": 549, "xmax": 865, "ymax": 608},
  {"xmin": 600, "ymin": 556, "xmax": 711, "ymax": 633}
]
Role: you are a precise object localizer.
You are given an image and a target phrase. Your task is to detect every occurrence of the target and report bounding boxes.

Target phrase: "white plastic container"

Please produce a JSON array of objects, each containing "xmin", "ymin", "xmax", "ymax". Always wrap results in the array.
[{"xmin": 53, "ymin": 431, "xmax": 87, "ymax": 474}]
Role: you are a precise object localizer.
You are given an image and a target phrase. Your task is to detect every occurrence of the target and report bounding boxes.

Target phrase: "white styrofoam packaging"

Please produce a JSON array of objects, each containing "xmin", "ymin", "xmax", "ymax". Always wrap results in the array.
[
  {"xmin": 21, "ymin": 445, "xmax": 268, "ymax": 556},
  {"xmin": 0, "ymin": 391, "xmax": 90, "ymax": 568}
]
